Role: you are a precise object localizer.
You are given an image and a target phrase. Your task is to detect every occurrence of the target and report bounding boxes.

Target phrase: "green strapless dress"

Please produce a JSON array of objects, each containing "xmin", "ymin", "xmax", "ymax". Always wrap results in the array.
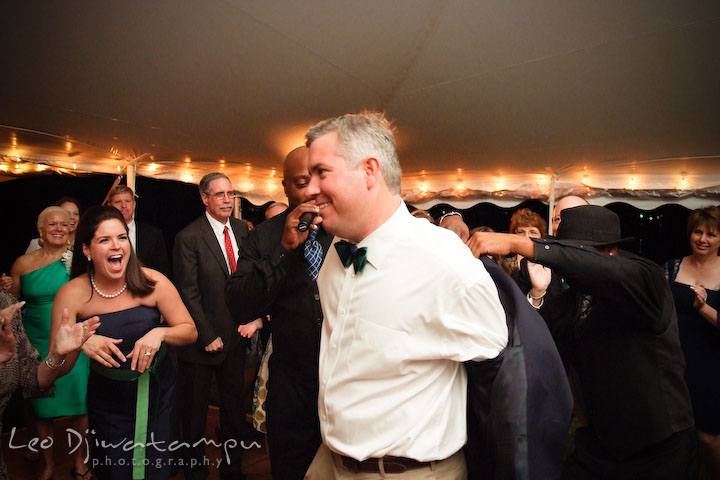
[{"xmin": 21, "ymin": 259, "xmax": 89, "ymax": 418}]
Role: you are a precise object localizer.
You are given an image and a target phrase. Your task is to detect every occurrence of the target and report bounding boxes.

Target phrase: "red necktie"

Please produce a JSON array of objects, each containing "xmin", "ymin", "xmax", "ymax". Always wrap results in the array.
[{"xmin": 224, "ymin": 226, "xmax": 236, "ymax": 273}]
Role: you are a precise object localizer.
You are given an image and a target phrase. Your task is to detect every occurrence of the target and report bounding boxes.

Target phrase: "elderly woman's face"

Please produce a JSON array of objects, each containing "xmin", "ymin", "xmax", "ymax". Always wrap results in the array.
[
  {"xmin": 40, "ymin": 211, "xmax": 69, "ymax": 247},
  {"xmin": 515, "ymin": 226, "xmax": 542, "ymax": 239},
  {"xmin": 83, "ymin": 219, "xmax": 131, "ymax": 281}
]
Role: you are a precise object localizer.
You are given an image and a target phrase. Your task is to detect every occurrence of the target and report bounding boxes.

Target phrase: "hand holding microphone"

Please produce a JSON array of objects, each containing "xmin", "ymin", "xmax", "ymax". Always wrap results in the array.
[
  {"xmin": 297, "ymin": 211, "xmax": 317, "ymax": 232},
  {"xmin": 281, "ymin": 201, "xmax": 321, "ymax": 251}
]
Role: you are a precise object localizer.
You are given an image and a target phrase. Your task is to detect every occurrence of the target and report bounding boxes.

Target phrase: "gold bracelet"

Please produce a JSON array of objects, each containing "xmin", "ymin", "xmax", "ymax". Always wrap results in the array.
[
  {"xmin": 44, "ymin": 354, "xmax": 66, "ymax": 370},
  {"xmin": 529, "ymin": 290, "xmax": 546, "ymax": 300}
]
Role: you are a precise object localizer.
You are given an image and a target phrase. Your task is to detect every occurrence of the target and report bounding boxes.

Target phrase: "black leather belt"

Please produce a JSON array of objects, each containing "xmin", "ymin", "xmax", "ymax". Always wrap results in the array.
[{"xmin": 339, "ymin": 454, "xmax": 432, "ymax": 474}]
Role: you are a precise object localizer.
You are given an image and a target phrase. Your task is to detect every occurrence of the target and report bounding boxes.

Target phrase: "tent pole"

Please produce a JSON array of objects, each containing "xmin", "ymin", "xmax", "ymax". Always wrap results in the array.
[{"xmin": 127, "ymin": 163, "xmax": 136, "ymax": 192}]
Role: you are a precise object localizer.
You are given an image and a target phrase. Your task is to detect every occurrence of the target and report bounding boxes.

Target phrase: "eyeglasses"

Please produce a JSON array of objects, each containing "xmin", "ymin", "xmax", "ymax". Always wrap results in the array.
[{"xmin": 208, "ymin": 191, "xmax": 237, "ymax": 200}]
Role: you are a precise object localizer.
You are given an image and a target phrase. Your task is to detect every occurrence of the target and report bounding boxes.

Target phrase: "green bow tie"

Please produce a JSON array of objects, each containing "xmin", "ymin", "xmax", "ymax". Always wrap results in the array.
[{"xmin": 335, "ymin": 240, "xmax": 368, "ymax": 273}]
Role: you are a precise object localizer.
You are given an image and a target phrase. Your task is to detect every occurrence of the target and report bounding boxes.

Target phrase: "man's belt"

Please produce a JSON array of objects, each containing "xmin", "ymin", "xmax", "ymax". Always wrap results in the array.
[{"xmin": 339, "ymin": 454, "xmax": 432, "ymax": 474}]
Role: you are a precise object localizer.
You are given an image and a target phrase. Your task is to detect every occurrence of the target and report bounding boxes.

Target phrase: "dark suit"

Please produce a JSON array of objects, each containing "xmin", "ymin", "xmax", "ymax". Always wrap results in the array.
[
  {"xmin": 226, "ymin": 210, "xmax": 332, "ymax": 480},
  {"xmin": 533, "ymin": 238, "xmax": 698, "ymax": 479},
  {"xmin": 466, "ymin": 256, "xmax": 572, "ymax": 480},
  {"xmin": 135, "ymin": 220, "xmax": 171, "ymax": 277},
  {"xmin": 173, "ymin": 214, "xmax": 249, "ymax": 479}
]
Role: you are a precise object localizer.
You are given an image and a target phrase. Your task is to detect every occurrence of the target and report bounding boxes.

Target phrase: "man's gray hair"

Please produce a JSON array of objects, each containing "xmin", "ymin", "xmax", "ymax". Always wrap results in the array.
[
  {"xmin": 306, "ymin": 111, "xmax": 402, "ymax": 194},
  {"xmin": 199, "ymin": 172, "xmax": 231, "ymax": 196}
]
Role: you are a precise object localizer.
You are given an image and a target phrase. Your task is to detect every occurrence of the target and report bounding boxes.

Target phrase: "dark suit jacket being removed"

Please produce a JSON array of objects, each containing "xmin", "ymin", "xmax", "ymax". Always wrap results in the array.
[{"xmin": 465, "ymin": 256, "xmax": 573, "ymax": 480}]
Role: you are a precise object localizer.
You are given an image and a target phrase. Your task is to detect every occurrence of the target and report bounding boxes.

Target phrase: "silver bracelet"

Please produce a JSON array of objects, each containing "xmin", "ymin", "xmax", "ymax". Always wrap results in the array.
[
  {"xmin": 44, "ymin": 354, "xmax": 66, "ymax": 370},
  {"xmin": 438, "ymin": 211, "xmax": 462, "ymax": 224}
]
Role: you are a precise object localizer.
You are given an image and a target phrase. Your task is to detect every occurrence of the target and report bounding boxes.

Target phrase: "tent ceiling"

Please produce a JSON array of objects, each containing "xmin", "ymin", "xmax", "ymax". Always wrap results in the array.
[{"xmin": 1, "ymin": 0, "xmax": 719, "ymax": 205}]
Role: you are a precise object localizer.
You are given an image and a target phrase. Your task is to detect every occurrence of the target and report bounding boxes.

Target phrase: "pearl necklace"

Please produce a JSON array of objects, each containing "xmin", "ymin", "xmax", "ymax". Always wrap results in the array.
[{"xmin": 90, "ymin": 274, "xmax": 127, "ymax": 299}]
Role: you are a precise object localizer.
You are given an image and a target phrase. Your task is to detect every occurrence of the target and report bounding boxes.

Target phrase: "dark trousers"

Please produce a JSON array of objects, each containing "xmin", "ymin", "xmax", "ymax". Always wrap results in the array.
[
  {"xmin": 266, "ymin": 367, "xmax": 322, "ymax": 480},
  {"xmin": 563, "ymin": 427, "xmax": 699, "ymax": 480},
  {"xmin": 178, "ymin": 344, "xmax": 246, "ymax": 480}
]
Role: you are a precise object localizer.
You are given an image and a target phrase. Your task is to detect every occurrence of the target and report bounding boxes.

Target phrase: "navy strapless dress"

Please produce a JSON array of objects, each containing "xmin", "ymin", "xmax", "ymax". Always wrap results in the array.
[
  {"xmin": 668, "ymin": 261, "xmax": 720, "ymax": 434},
  {"xmin": 87, "ymin": 306, "xmax": 179, "ymax": 479}
]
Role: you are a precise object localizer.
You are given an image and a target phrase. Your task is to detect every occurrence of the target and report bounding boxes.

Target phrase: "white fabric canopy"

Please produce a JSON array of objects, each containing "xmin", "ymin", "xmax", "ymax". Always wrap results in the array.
[{"xmin": 1, "ymin": 0, "xmax": 719, "ymax": 208}]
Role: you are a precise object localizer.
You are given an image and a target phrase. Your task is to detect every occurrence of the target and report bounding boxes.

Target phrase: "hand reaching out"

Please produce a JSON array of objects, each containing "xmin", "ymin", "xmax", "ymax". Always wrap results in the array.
[{"xmin": 54, "ymin": 308, "xmax": 101, "ymax": 356}]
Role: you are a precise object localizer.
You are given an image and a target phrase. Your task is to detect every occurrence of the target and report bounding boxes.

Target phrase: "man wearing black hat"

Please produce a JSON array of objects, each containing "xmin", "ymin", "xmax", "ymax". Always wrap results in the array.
[{"xmin": 468, "ymin": 205, "xmax": 698, "ymax": 479}]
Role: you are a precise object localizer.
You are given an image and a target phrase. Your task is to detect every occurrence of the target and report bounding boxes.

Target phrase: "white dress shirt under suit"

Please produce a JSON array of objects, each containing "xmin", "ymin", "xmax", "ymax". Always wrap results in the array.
[{"xmin": 205, "ymin": 211, "xmax": 239, "ymax": 274}]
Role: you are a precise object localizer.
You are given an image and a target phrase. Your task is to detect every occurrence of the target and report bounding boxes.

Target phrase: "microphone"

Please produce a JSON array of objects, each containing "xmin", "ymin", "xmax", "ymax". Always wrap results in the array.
[{"xmin": 297, "ymin": 211, "xmax": 316, "ymax": 232}]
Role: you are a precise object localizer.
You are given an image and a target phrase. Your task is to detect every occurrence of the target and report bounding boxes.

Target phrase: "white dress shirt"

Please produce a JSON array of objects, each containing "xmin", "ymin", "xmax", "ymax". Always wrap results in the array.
[
  {"xmin": 205, "ymin": 212, "xmax": 239, "ymax": 275},
  {"xmin": 317, "ymin": 203, "xmax": 508, "ymax": 461},
  {"xmin": 127, "ymin": 219, "xmax": 137, "ymax": 251}
]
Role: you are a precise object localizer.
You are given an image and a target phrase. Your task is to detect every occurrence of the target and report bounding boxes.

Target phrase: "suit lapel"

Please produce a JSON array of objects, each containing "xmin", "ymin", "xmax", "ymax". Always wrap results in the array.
[{"xmin": 201, "ymin": 217, "xmax": 230, "ymax": 277}]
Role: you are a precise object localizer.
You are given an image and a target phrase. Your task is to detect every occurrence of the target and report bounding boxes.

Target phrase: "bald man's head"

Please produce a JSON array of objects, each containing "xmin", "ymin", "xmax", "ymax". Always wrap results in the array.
[
  {"xmin": 552, "ymin": 195, "xmax": 588, "ymax": 236},
  {"xmin": 282, "ymin": 146, "xmax": 311, "ymax": 209}
]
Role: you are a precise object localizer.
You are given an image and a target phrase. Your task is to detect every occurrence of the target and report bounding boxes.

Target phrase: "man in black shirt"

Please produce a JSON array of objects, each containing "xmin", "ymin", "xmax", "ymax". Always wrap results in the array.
[
  {"xmin": 468, "ymin": 205, "xmax": 698, "ymax": 480},
  {"xmin": 226, "ymin": 146, "xmax": 332, "ymax": 480}
]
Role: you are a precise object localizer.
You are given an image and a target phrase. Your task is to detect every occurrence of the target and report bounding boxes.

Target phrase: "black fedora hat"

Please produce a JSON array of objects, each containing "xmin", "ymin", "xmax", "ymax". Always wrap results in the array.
[{"xmin": 557, "ymin": 205, "xmax": 634, "ymax": 246}]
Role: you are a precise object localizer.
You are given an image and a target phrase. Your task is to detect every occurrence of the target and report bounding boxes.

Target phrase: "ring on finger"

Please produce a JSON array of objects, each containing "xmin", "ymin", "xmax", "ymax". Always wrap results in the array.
[{"xmin": 144, "ymin": 351, "xmax": 152, "ymax": 357}]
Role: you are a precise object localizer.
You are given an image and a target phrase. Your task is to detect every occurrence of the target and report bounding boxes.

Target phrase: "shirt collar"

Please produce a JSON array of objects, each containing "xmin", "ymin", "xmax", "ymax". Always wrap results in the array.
[
  {"xmin": 127, "ymin": 219, "xmax": 136, "ymax": 230},
  {"xmin": 205, "ymin": 211, "xmax": 231, "ymax": 235},
  {"xmin": 349, "ymin": 201, "xmax": 409, "ymax": 271}
]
